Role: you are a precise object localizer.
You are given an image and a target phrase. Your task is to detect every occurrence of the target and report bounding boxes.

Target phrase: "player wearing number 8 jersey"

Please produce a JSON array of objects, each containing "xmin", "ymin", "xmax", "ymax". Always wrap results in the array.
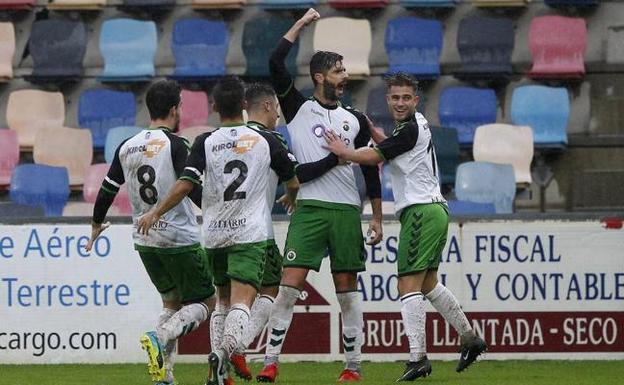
[{"xmin": 86, "ymin": 80, "xmax": 216, "ymax": 385}]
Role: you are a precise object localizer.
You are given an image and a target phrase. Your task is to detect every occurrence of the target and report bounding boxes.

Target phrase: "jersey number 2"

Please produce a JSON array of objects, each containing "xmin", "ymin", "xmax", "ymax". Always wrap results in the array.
[
  {"xmin": 223, "ymin": 160, "xmax": 247, "ymax": 201},
  {"xmin": 138, "ymin": 165, "xmax": 158, "ymax": 204}
]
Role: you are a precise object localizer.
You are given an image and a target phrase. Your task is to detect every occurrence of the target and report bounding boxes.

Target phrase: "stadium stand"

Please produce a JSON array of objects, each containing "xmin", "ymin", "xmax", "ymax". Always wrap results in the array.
[
  {"xmin": 191, "ymin": 0, "xmax": 246, "ymax": 9},
  {"xmin": 260, "ymin": 0, "xmax": 316, "ymax": 9},
  {"xmin": 313, "ymin": 17, "xmax": 372, "ymax": 77},
  {"xmin": 0, "ymin": 22, "xmax": 14, "ymax": 81},
  {"xmin": 243, "ymin": 16, "xmax": 298, "ymax": 77},
  {"xmin": 83, "ymin": 163, "xmax": 132, "ymax": 215},
  {"xmin": 33, "ymin": 127, "xmax": 93, "ymax": 187},
  {"xmin": 381, "ymin": 164, "xmax": 393, "ymax": 202},
  {"xmin": 0, "ymin": 202, "xmax": 45, "ymax": 217},
  {"xmin": 78, "ymin": 89, "xmax": 136, "ymax": 148},
  {"xmin": 123, "ymin": 0, "xmax": 176, "ymax": 7},
  {"xmin": 473, "ymin": 123, "xmax": 534, "ymax": 185},
  {"xmin": 472, "ymin": 0, "xmax": 528, "ymax": 7},
  {"xmin": 99, "ymin": 19, "xmax": 157, "ymax": 81},
  {"xmin": 0, "ymin": 129, "xmax": 19, "ymax": 187},
  {"xmin": 438, "ymin": 86, "xmax": 497, "ymax": 145},
  {"xmin": 385, "ymin": 17, "xmax": 442, "ymax": 79},
  {"xmin": 104, "ymin": 126, "xmax": 143, "ymax": 164},
  {"xmin": 606, "ymin": 25, "xmax": 624, "ymax": 65},
  {"xmin": 447, "ymin": 200, "xmax": 496, "ymax": 215},
  {"xmin": 456, "ymin": 15, "xmax": 513, "ymax": 79},
  {"xmin": 10, "ymin": 164, "xmax": 70, "ymax": 217},
  {"xmin": 455, "ymin": 161, "xmax": 516, "ymax": 214},
  {"xmin": 510, "ymin": 85, "xmax": 569, "ymax": 149},
  {"xmin": 528, "ymin": 16, "xmax": 587, "ymax": 79},
  {"xmin": 400, "ymin": 0, "xmax": 457, "ymax": 7},
  {"xmin": 47, "ymin": 0, "xmax": 105, "ymax": 10},
  {"xmin": 6, "ymin": 89, "xmax": 65, "ymax": 149},
  {"xmin": 328, "ymin": 0, "xmax": 389, "ymax": 9},
  {"xmin": 545, "ymin": 0, "xmax": 598, "ymax": 7},
  {"xmin": 28, "ymin": 20, "xmax": 87, "ymax": 82},
  {"xmin": 180, "ymin": 90, "xmax": 210, "ymax": 130},
  {"xmin": 0, "ymin": 0, "xmax": 34, "ymax": 10},
  {"xmin": 431, "ymin": 126, "xmax": 460, "ymax": 186},
  {"xmin": 171, "ymin": 19, "xmax": 228, "ymax": 79}
]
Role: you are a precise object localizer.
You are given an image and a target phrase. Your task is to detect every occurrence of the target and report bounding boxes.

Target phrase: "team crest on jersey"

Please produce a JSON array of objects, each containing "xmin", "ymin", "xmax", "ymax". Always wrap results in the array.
[
  {"xmin": 233, "ymin": 134, "xmax": 260, "ymax": 154},
  {"xmin": 342, "ymin": 121, "xmax": 350, "ymax": 132},
  {"xmin": 230, "ymin": 129, "xmax": 237, "ymax": 137},
  {"xmin": 286, "ymin": 250, "xmax": 297, "ymax": 261}
]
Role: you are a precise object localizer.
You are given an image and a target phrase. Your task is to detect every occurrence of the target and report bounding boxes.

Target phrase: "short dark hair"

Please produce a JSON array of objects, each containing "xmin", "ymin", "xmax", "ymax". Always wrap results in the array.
[
  {"xmin": 146, "ymin": 80, "xmax": 181, "ymax": 120},
  {"xmin": 212, "ymin": 76, "xmax": 246, "ymax": 119},
  {"xmin": 245, "ymin": 83, "xmax": 276, "ymax": 112},
  {"xmin": 384, "ymin": 72, "xmax": 419, "ymax": 92},
  {"xmin": 309, "ymin": 51, "xmax": 343, "ymax": 85}
]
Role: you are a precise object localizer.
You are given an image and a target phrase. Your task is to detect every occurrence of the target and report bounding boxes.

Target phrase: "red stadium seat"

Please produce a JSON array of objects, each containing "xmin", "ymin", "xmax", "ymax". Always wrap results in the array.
[
  {"xmin": 0, "ymin": 129, "xmax": 19, "ymax": 187},
  {"xmin": 329, "ymin": 0, "xmax": 389, "ymax": 8},
  {"xmin": 0, "ymin": 0, "xmax": 35, "ymax": 9},
  {"xmin": 529, "ymin": 16, "xmax": 587, "ymax": 79},
  {"xmin": 180, "ymin": 90, "xmax": 210, "ymax": 130},
  {"xmin": 83, "ymin": 163, "xmax": 132, "ymax": 215}
]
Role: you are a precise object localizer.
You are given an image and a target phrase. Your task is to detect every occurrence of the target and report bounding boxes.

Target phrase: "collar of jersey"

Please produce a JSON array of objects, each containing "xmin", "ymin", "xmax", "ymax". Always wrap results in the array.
[
  {"xmin": 221, "ymin": 122, "xmax": 246, "ymax": 127},
  {"xmin": 247, "ymin": 120, "xmax": 268, "ymax": 131},
  {"xmin": 312, "ymin": 96, "xmax": 340, "ymax": 110},
  {"xmin": 148, "ymin": 126, "xmax": 172, "ymax": 132}
]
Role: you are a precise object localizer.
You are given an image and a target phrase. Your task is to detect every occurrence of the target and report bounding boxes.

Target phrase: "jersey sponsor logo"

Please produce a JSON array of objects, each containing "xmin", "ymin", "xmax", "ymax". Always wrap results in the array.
[
  {"xmin": 126, "ymin": 139, "xmax": 167, "ymax": 159},
  {"xmin": 312, "ymin": 124, "xmax": 351, "ymax": 146},
  {"xmin": 286, "ymin": 250, "xmax": 297, "ymax": 261},
  {"xmin": 211, "ymin": 134, "xmax": 261, "ymax": 155},
  {"xmin": 310, "ymin": 108, "xmax": 325, "ymax": 118},
  {"xmin": 205, "ymin": 218, "xmax": 247, "ymax": 229}
]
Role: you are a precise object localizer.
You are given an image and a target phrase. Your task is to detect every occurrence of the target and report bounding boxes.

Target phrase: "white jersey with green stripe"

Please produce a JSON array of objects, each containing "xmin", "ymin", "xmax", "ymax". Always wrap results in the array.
[{"xmin": 113, "ymin": 128, "xmax": 200, "ymax": 248}]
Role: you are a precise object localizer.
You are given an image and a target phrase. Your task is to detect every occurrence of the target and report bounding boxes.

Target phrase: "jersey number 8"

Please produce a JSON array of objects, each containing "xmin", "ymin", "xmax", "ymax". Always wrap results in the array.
[{"xmin": 138, "ymin": 165, "xmax": 158, "ymax": 204}]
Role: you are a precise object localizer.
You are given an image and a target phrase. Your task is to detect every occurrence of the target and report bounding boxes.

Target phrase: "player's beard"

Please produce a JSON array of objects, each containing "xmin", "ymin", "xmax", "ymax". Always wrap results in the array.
[
  {"xmin": 322, "ymin": 79, "xmax": 345, "ymax": 102},
  {"xmin": 172, "ymin": 116, "xmax": 180, "ymax": 133}
]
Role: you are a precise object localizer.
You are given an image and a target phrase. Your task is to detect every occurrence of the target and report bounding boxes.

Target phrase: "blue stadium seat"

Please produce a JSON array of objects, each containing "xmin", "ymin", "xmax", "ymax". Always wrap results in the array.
[
  {"xmin": 385, "ymin": 17, "xmax": 442, "ymax": 79},
  {"xmin": 447, "ymin": 200, "xmax": 496, "ymax": 215},
  {"xmin": 366, "ymin": 86, "xmax": 394, "ymax": 136},
  {"xmin": 455, "ymin": 161, "xmax": 516, "ymax": 214},
  {"xmin": 0, "ymin": 202, "xmax": 45, "ymax": 217},
  {"xmin": 438, "ymin": 87, "xmax": 497, "ymax": 146},
  {"xmin": 28, "ymin": 19, "xmax": 86, "ymax": 81},
  {"xmin": 99, "ymin": 18, "xmax": 157, "ymax": 81},
  {"xmin": 456, "ymin": 16, "xmax": 513, "ymax": 78},
  {"xmin": 78, "ymin": 89, "xmax": 136, "ymax": 148},
  {"xmin": 381, "ymin": 164, "xmax": 393, "ymax": 201},
  {"xmin": 510, "ymin": 85, "xmax": 569, "ymax": 149},
  {"xmin": 430, "ymin": 126, "xmax": 459, "ymax": 185},
  {"xmin": 10, "ymin": 164, "xmax": 70, "ymax": 217},
  {"xmin": 243, "ymin": 17, "xmax": 298, "ymax": 77},
  {"xmin": 400, "ymin": 0, "xmax": 457, "ymax": 7},
  {"xmin": 545, "ymin": 0, "xmax": 598, "ymax": 6},
  {"xmin": 260, "ymin": 0, "xmax": 316, "ymax": 9},
  {"xmin": 105, "ymin": 126, "xmax": 143, "ymax": 163},
  {"xmin": 276, "ymin": 125, "xmax": 292, "ymax": 148},
  {"xmin": 172, "ymin": 19, "xmax": 228, "ymax": 79}
]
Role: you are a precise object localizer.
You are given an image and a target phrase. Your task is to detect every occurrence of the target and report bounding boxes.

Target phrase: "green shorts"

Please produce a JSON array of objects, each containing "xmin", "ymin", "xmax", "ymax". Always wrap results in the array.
[
  {"xmin": 398, "ymin": 203, "xmax": 449, "ymax": 276},
  {"xmin": 284, "ymin": 200, "xmax": 365, "ymax": 273},
  {"xmin": 137, "ymin": 243, "xmax": 215, "ymax": 303},
  {"xmin": 261, "ymin": 239, "xmax": 282, "ymax": 287},
  {"xmin": 206, "ymin": 241, "xmax": 268, "ymax": 290}
]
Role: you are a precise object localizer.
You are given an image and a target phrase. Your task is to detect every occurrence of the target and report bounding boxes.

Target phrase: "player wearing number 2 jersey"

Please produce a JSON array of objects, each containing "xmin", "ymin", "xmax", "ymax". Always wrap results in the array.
[
  {"xmin": 138, "ymin": 77, "xmax": 300, "ymax": 385},
  {"xmin": 86, "ymin": 80, "xmax": 216, "ymax": 385}
]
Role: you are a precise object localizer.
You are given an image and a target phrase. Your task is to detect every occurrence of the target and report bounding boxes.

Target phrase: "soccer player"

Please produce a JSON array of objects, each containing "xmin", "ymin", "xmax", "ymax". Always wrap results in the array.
[
  {"xmin": 323, "ymin": 72, "xmax": 487, "ymax": 381},
  {"xmin": 137, "ymin": 76, "xmax": 300, "ymax": 385},
  {"xmin": 85, "ymin": 80, "xmax": 216, "ymax": 385},
  {"xmin": 257, "ymin": 8, "xmax": 383, "ymax": 383}
]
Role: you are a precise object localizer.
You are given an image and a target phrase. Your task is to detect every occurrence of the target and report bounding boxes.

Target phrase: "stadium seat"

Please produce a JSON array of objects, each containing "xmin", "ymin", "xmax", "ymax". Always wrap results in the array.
[
  {"xmin": 430, "ymin": 126, "xmax": 459, "ymax": 186},
  {"xmin": 260, "ymin": 0, "xmax": 316, "ymax": 9},
  {"xmin": 0, "ymin": 129, "xmax": 19, "ymax": 187},
  {"xmin": 78, "ymin": 89, "xmax": 136, "ymax": 148},
  {"xmin": 545, "ymin": 0, "xmax": 598, "ymax": 6},
  {"xmin": 83, "ymin": 163, "xmax": 132, "ymax": 215},
  {"xmin": 0, "ymin": 202, "xmax": 45, "ymax": 217},
  {"xmin": 472, "ymin": 0, "xmax": 528, "ymax": 7},
  {"xmin": 104, "ymin": 126, "xmax": 143, "ymax": 164},
  {"xmin": 276, "ymin": 125, "xmax": 292, "ymax": 148},
  {"xmin": 313, "ymin": 17, "xmax": 372, "ymax": 77},
  {"xmin": 385, "ymin": 17, "xmax": 442, "ymax": 79},
  {"xmin": 0, "ymin": 22, "xmax": 15, "ymax": 81},
  {"xmin": 366, "ymin": 86, "xmax": 394, "ymax": 136},
  {"xmin": 0, "ymin": 0, "xmax": 35, "ymax": 10},
  {"xmin": 243, "ymin": 17, "xmax": 298, "ymax": 77},
  {"xmin": 10, "ymin": 164, "xmax": 70, "ymax": 217},
  {"xmin": 510, "ymin": 85, "xmax": 569, "ymax": 149},
  {"xmin": 473, "ymin": 124, "xmax": 533, "ymax": 185},
  {"xmin": 28, "ymin": 20, "xmax": 86, "ymax": 81},
  {"xmin": 33, "ymin": 127, "xmax": 93, "ymax": 187},
  {"xmin": 329, "ymin": 0, "xmax": 388, "ymax": 9},
  {"xmin": 62, "ymin": 202, "xmax": 95, "ymax": 217},
  {"xmin": 528, "ymin": 16, "xmax": 587, "ymax": 79},
  {"xmin": 99, "ymin": 19, "xmax": 157, "ymax": 81},
  {"xmin": 180, "ymin": 90, "xmax": 210, "ymax": 130},
  {"xmin": 447, "ymin": 200, "xmax": 496, "ymax": 215},
  {"xmin": 6, "ymin": 89, "xmax": 65, "ymax": 149},
  {"xmin": 381, "ymin": 164, "xmax": 393, "ymax": 202},
  {"xmin": 123, "ymin": 0, "xmax": 176, "ymax": 6},
  {"xmin": 438, "ymin": 87, "xmax": 497, "ymax": 146},
  {"xmin": 179, "ymin": 126, "xmax": 216, "ymax": 146},
  {"xmin": 191, "ymin": 0, "xmax": 246, "ymax": 9},
  {"xmin": 47, "ymin": 0, "xmax": 105, "ymax": 10},
  {"xmin": 172, "ymin": 19, "xmax": 228, "ymax": 79},
  {"xmin": 400, "ymin": 0, "xmax": 457, "ymax": 7},
  {"xmin": 455, "ymin": 161, "xmax": 516, "ymax": 214},
  {"xmin": 606, "ymin": 25, "xmax": 624, "ymax": 65},
  {"xmin": 456, "ymin": 16, "xmax": 513, "ymax": 78}
]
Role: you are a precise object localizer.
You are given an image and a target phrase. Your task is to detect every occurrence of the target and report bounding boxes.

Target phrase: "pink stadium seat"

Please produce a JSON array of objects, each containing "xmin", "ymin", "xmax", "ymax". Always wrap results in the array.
[
  {"xmin": 329, "ymin": 0, "xmax": 389, "ymax": 8},
  {"xmin": 529, "ymin": 16, "xmax": 587, "ymax": 79},
  {"xmin": 180, "ymin": 90, "xmax": 210, "ymax": 130},
  {"xmin": 0, "ymin": 22, "xmax": 15, "ymax": 81},
  {"xmin": 83, "ymin": 164, "xmax": 132, "ymax": 215},
  {"xmin": 0, "ymin": 130, "xmax": 19, "ymax": 187},
  {"xmin": 179, "ymin": 126, "xmax": 216, "ymax": 146},
  {"xmin": 0, "ymin": 0, "xmax": 35, "ymax": 9}
]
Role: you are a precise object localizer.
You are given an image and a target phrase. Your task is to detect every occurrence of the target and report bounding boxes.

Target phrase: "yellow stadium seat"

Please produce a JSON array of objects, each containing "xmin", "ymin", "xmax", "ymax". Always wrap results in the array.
[
  {"xmin": 47, "ymin": 0, "xmax": 105, "ymax": 10},
  {"xmin": 191, "ymin": 0, "xmax": 246, "ymax": 9},
  {"xmin": 7, "ymin": 89, "xmax": 65, "ymax": 149},
  {"xmin": 0, "ymin": 22, "xmax": 14, "ymax": 81},
  {"xmin": 313, "ymin": 17, "xmax": 372, "ymax": 77}
]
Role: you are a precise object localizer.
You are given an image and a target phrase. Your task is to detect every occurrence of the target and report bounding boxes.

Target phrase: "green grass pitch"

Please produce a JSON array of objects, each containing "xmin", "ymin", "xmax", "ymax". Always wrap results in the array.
[{"xmin": 2, "ymin": 361, "xmax": 623, "ymax": 385}]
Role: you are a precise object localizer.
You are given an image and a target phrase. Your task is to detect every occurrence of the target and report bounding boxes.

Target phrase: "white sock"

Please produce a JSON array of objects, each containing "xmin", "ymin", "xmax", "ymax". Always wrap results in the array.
[
  {"xmin": 336, "ymin": 291, "xmax": 363, "ymax": 372},
  {"xmin": 425, "ymin": 283, "xmax": 472, "ymax": 339},
  {"xmin": 264, "ymin": 286, "xmax": 300, "ymax": 365},
  {"xmin": 157, "ymin": 308, "xmax": 177, "ymax": 372},
  {"xmin": 237, "ymin": 294, "xmax": 275, "ymax": 353},
  {"xmin": 210, "ymin": 303, "xmax": 228, "ymax": 353},
  {"xmin": 401, "ymin": 292, "xmax": 427, "ymax": 362},
  {"xmin": 158, "ymin": 303, "xmax": 209, "ymax": 343},
  {"xmin": 219, "ymin": 303, "xmax": 250, "ymax": 357}
]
